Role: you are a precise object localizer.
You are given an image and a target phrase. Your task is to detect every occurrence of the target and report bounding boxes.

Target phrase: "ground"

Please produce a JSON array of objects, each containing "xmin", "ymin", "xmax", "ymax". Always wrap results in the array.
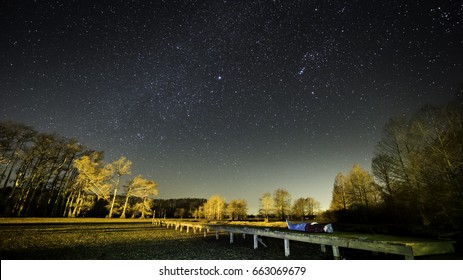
[{"xmin": 0, "ymin": 218, "xmax": 459, "ymax": 260}]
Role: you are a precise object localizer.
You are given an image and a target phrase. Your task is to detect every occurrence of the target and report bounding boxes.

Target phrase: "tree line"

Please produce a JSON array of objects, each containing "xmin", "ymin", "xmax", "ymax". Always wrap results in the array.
[
  {"xmin": 177, "ymin": 190, "xmax": 321, "ymax": 221},
  {"xmin": 258, "ymin": 188, "xmax": 321, "ymax": 221},
  {"xmin": 328, "ymin": 96, "xmax": 463, "ymax": 230},
  {"xmin": 152, "ymin": 198, "xmax": 207, "ymax": 218},
  {"xmin": 0, "ymin": 121, "xmax": 322, "ymax": 221},
  {"xmin": 0, "ymin": 122, "xmax": 157, "ymax": 218}
]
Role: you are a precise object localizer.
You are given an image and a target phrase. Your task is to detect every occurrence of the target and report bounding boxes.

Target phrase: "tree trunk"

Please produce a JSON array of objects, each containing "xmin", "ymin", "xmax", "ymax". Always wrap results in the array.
[
  {"xmin": 120, "ymin": 193, "xmax": 130, "ymax": 219},
  {"xmin": 108, "ymin": 187, "xmax": 117, "ymax": 218}
]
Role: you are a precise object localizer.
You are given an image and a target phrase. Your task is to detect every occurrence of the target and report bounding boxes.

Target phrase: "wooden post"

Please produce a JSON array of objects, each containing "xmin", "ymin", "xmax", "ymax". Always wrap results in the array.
[
  {"xmin": 216, "ymin": 230, "xmax": 219, "ymax": 240},
  {"xmin": 321, "ymin": 244, "xmax": 326, "ymax": 253},
  {"xmin": 230, "ymin": 232, "xmax": 234, "ymax": 244},
  {"xmin": 203, "ymin": 228, "xmax": 207, "ymax": 238},
  {"xmin": 284, "ymin": 239, "xmax": 290, "ymax": 257},
  {"xmin": 253, "ymin": 234, "xmax": 258, "ymax": 249},
  {"xmin": 332, "ymin": 245, "xmax": 340, "ymax": 260}
]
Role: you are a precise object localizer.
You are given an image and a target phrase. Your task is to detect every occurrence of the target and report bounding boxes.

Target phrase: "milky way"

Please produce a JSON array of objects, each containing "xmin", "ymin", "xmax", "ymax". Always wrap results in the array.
[{"xmin": 1, "ymin": 0, "xmax": 462, "ymax": 212}]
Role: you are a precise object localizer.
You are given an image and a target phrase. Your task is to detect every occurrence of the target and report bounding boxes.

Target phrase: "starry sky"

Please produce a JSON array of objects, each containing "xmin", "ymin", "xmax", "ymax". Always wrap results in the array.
[{"xmin": 1, "ymin": 0, "xmax": 462, "ymax": 214}]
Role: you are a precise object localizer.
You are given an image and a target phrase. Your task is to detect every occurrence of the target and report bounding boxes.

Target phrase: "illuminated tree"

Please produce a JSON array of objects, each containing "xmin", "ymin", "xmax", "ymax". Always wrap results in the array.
[
  {"xmin": 306, "ymin": 197, "xmax": 321, "ymax": 216},
  {"xmin": 273, "ymin": 188, "xmax": 291, "ymax": 220},
  {"xmin": 131, "ymin": 199, "xmax": 154, "ymax": 218},
  {"xmin": 329, "ymin": 172, "xmax": 349, "ymax": 211},
  {"xmin": 120, "ymin": 175, "xmax": 158, "ymax": 219},
  {"xmin": 291, "ymin": 197, "xmax": 306, "ymax": 220},
  {"xmin": 259, "ymin": 192, "xmax": 273, "ymax": 222},
  {"xmin": 292, "ymin": 197, "xmax": 321, "ymax": 220},
  {"xmin": 71, "ymin": 152, "xmax": 112, "ymax": 217},
  {"xmin": 202, "ymin": 195, "xmax": 225, "ymax": 220},
  {"xmin": 227, "ymin": 199, "xmax": 248, "ymax": 220},
  {"xmin": 73, "ymin": 153, "xmax": 112, "ymax": 201},
  {"xmin": 346, "ymin": 164, "xmax": 380, "ymax": 210},
  {"xmin": 108, "ymin": 156, "xmax": 132, "ymax": 218}
]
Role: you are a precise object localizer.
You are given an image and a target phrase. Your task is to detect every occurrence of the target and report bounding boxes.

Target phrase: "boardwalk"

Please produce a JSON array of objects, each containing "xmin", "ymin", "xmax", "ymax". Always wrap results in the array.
[{"xmin": 153, "ymin": 219, "xmax": 456, "ymax": 260}]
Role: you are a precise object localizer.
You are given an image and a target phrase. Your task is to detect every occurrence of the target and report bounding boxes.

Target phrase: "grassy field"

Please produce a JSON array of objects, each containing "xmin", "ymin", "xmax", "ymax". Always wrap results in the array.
[{"xmin": 0, "ymin": 218, "xmax": 332, "ymax": 260}]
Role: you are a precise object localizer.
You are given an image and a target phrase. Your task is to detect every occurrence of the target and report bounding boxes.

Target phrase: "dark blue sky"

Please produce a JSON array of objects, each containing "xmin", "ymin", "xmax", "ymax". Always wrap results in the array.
[{"xmin": 1, "ymin": 0, "xmax": 462, "ymax": 213}]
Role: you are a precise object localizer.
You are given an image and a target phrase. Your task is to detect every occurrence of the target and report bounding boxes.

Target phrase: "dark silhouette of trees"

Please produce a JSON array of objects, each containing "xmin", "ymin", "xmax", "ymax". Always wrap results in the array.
[
  {"xmin": 328, "ymin": 97, "xmax": 463, "ymax": 231},
  {"xmin": 0, "ymin": 122, "xmax": 92, "ymax": 217},
  {"xmin": 372, "ymin": 102, "xmax": 463, "ymax": 229},
  {"xmin": 152, "ymin": 198, "xmax": 207, "ymax": 218},
  {"xmin": 329, "ymin": 172, "xmax": 349, "ymax": 211}
]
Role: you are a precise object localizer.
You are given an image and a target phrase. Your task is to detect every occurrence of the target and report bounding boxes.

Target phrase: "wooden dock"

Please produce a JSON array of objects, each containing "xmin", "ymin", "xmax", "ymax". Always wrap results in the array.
[{"xmin": 152, "ymin": 219, "xmax": 456, "ymax": 260}]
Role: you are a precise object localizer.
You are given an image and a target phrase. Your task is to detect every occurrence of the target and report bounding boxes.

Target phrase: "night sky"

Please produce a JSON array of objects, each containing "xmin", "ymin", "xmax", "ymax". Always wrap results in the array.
[{"xmin": 1, "ymin": 0, "xmax": 462, "ymax": 213}]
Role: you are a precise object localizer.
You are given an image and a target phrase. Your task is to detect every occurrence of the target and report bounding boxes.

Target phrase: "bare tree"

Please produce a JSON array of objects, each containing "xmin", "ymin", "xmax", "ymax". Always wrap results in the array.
[
  {"xmin": 347, "ymin": 164, "xmax": 380, "ymax": 211},
  {"xmin": 72, "ymin": 152, "xmax": 112, "ymax": 216},
  {"xmin": 292, "ymin": 197, "xmax": 306, "ymax": 220},
  {"xmin": 227, "ymin": 199, "xmax": 248, "ymax": 220},
  {"xmin": 306, "ymin": 197, "xmax": 321, "ymax": 216},
  {"xmin": 0, "ymin": 122, "xmax": 36, "ymax": 190},
  {"xmin": 120, "ymin": 175, "xmax": 158, "ymax": 219},
  {"xmin": 273, "ymin": 188, "xmax": 291, "ymax": 220},
  {"xmin": 259, "ymin": 192, "xmax": 273, "ymax": 222},
  {"xmin": 202, "ymin": 195, "xmax": 225, "ymax": 220},
  {"xmin": 329, "ymin": 172, "xmax": 349, "ymax": 211}
]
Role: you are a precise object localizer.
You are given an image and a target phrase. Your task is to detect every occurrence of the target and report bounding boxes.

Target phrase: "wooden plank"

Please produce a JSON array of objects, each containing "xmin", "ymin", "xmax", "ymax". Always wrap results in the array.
[{"xmin": 410, "ymin": 241, "xmax": 456, "ymax": 257}]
